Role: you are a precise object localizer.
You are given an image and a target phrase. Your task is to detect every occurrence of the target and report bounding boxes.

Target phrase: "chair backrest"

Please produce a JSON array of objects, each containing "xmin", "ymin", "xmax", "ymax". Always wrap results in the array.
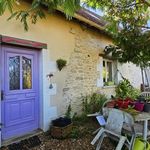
[
  {"xmin": 141, "ymin": 92, "xmax": 150, "ymax": 98},
  {"xmin": 105, "ymin": 108, "xmax": 124, "ymax": 134},
  {"xmin": 103, "ymin": 108, "xmax": 135, "ymax": 135}
]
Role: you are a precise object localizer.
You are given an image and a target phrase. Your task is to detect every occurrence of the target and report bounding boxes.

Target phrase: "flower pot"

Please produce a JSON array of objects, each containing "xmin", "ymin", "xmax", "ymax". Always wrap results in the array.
[
  {"xmin": 51, "ymin": 117, "xmax": 72, "ymax": 139},
  {"xmin": 134, "ymin": 102, "xmax": 144, "ymax": 111},
  {"xmin": 116, "ymin": 99, "xmax": 129, "ymax": 109},
  {"xmin": 128, "ymin": 100, "xmax": 136, "ymax": 107},
  {"xmin": 143, "ymin": 103, "xmax": 150, "ymax": 112}
]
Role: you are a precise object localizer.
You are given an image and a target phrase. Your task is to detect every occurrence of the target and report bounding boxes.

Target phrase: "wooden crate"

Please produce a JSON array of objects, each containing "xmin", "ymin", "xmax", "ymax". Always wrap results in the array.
[{"xmin": 51, "ymin": 123, "xmax": 73, "ymax": 139}]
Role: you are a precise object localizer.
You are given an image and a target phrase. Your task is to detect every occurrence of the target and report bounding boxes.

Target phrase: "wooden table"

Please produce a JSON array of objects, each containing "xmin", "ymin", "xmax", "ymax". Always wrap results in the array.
[
  {"xmin": 88, "ymin": 108, "xmax": 150, "ymax": 140},
  {"xmin": 134, "ymin": 112, "xmax": 150, "ymax": 140}
]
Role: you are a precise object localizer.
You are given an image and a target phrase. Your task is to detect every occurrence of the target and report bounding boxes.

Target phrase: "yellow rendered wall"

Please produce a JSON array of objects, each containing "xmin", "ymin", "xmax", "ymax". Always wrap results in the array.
[{"xmin": 0, "ymin": 2, "xmax": 117, "ymax": 116}]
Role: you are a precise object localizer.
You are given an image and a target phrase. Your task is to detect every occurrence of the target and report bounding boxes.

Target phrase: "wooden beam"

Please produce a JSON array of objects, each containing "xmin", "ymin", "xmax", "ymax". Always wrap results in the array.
[{"xmin": 0, "ymin": 35, "xmax": 47, "ymax": 49}]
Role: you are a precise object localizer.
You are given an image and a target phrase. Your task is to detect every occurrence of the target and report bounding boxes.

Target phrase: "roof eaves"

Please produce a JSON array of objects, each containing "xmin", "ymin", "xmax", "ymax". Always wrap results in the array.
[
  {"xmin": 57, "ymin": 7, "xmax": 107, "ymax": 32},
  {"xmin": 24, "ymin": 0, "xmax": 107, "ymax": 31},
  {"xmin": 76, "ymin": 9, "xmax": 106, "ymax": 28}
]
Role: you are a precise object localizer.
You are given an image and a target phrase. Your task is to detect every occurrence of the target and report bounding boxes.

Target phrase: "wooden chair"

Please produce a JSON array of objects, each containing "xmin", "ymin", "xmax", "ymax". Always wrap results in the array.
[
  {"xmin": 141, "ymin": 91, "xmax": 150, "ymax": 99},
  {"xmin": 91, "ymin": 108, "xmax": 136, "ymax": 150}
]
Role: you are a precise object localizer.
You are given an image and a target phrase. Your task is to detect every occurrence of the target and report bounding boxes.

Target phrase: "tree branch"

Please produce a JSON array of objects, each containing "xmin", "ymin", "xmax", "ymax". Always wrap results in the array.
[
  {"xmin": 136, "ymin": 25, "xmax": 150, "ymax": 29},
  {"xmin": 140, "ymin": 0, "xmax": 150, "ymax": 6}
]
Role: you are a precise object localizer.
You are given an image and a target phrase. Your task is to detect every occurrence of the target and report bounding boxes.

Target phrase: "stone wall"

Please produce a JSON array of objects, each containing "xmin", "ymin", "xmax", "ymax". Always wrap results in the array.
[{"xmin": 62, "ymin": 28, "xmax": 111, "ymax": 114}]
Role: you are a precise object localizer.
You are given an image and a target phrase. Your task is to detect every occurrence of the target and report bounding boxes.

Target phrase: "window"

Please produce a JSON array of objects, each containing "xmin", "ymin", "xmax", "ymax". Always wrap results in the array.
[
  {"xmin": 8, "ymin": 54, "xmax": 33, "ymax": 91},
  {"xmin": 102, "ymin": 59, "xmax": 116, "ymax": 86}
]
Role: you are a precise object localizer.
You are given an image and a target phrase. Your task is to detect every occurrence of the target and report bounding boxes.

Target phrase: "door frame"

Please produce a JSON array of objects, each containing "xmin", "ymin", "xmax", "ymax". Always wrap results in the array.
[{"xmin": 0, "ymin": 35, "xmax": 47, "ymax": 145}]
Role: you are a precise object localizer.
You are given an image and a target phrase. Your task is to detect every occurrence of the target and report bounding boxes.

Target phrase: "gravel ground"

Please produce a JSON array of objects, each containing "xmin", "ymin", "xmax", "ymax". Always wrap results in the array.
[
  {"xmin": 0, "ymin": 120, "xmax": 116, "ymax": 150},
  {"xmin": 31, "ymin": 133, "xmax": 116, "ymax": 150},
  {"xmin": 0, "ymin": 133, "xmax": 117, "ymax": 150}
]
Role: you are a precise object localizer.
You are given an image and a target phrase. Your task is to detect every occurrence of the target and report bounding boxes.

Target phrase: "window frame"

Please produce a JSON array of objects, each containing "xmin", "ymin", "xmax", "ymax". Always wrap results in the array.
[{"xmin": 102, "ymin": 59, "xmax": 115, "ymax": 86}]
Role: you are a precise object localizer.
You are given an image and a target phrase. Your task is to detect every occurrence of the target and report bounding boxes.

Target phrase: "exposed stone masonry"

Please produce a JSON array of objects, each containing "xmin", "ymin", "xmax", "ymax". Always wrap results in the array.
[{"xmin": 62, "ymin": 29, "xmax": 102, "ymax": 114}]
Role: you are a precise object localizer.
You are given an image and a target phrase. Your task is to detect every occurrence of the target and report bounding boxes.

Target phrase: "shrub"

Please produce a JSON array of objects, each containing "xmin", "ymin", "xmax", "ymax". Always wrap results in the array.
[
  {"xmin": 82, "ymin": 93, "xmax": 107, "ymax": 114},
  {"xmin": 65, "ymin": 104, "xmax": 72, "ymax": 119},
  {"xmin": 115, "ymin": 78, "xmax": 140, "ymax": 99}
]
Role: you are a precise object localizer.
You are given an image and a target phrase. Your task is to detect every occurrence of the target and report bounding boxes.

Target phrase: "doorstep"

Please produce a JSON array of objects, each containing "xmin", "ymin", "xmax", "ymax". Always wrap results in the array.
[{"xmin": 2, "ymin": 129, "xmax": 43, "ymax": 147}]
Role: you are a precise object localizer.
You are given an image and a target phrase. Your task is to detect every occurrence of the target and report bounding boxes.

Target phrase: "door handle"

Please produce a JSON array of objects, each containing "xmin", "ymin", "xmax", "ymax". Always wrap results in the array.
[{"xmin": 1, "ymin": 90, "xmax": 4, "ymax": 101}]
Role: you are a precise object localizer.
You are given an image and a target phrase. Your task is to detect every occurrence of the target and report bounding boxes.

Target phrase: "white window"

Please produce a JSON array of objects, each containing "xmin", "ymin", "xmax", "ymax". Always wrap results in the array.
[{"xmin": 102, "ymin": 59, "xmax": 117, "ymax": 86}]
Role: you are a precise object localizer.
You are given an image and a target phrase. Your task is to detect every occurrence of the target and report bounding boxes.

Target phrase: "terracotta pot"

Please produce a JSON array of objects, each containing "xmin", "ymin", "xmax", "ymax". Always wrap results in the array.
[{"xmin": 134, "ymin": 102, "xmax": 144, "ymax": 111}]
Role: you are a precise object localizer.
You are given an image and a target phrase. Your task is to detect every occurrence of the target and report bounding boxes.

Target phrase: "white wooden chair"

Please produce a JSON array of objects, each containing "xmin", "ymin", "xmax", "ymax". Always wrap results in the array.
[
  {"xmin": 91, "ymin": 108, "xmax": 136, "ymax": 150},
  {"xmin": 141, "ymin": 91, "xmax": 150, "ymax": 99}
]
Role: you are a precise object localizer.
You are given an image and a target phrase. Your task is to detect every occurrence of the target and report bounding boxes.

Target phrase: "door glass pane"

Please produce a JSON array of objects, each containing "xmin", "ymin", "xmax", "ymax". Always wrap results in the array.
[
  {"xmin": 22, "ymin": 56, "xmax": 32, "ymax": 89},
  {"xmin": 9, "ymin": 56, "xmax": 20, "ymax": 90}
]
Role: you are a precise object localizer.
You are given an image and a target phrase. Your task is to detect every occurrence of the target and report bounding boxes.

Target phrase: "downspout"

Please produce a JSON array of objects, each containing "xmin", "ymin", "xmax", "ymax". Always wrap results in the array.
[{"xmin": 141, "ymin": 67, "xmax": 145, "ymax": 92}]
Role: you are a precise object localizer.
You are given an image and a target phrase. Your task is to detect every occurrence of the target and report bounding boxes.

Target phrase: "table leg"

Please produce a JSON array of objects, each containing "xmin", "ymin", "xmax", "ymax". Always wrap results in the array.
[{"xmin": 143, "ymin": 120, "xmax": 148, "ymax": 141}]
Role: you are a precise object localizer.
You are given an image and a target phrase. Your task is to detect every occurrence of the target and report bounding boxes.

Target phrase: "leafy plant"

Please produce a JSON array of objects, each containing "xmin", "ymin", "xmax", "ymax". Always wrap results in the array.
[
  {"xmin": 1, "ymin": 0, "xmax": 81, "ymax": 31},
  {"xmin": 56, "ymin": 58, "xmax": 67, "ymax": 71},
  {"xmin": 104, "ymin": 81, "xmax": 115, "ymax": 86},
  {"xmin": 82, "ymin": 93, "xmax": 107, "ymax": 114},
  {"xmin": 70, "ymin": 127, "xmax": 80, "ymax": 138},
  {"xmin": 65, "ymin": 104, "xmax": 72, "ymax": 119},
  {"xmin": 115, "ymin": 78, "xmax": 140, "ymax": 100}
]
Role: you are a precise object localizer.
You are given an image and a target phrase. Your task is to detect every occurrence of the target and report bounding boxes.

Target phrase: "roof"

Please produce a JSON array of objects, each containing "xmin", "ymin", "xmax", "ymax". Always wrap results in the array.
[
  {"xmin": 75, "ymin": 9, "xmax": 107, "ymax": 31},
  {"xmin": 25, "ymin": 0, "xmax": 107, "ymax": 31},
  {"xmin": 57, "ymin": 7, "xmax": 107, "ymax": 31}
]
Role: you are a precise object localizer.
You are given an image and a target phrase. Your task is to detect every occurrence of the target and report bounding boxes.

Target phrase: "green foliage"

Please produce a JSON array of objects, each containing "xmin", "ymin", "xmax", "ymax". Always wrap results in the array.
[
  {"xmin": 72, "ymin": 113, "xmax": 89, "ymax": 124},
  {"xmin": 65, "ymin": 104, "xmax": 72, "ymax": 119},
  {"xmin": 104, "ymin": 28, "xmax": 150, "ymax": 67},
  {"xmin": 1, "ymin": 0, "xmax": 150, "ymax": 66},
  {"xmin": 70, "ymin": 117, "xmax": 97, "ymax": 139},
  {"xmin": 84, "ymin": 0, "xmax": 150, "ymax": 32},
  {"xmin": 84, "ymin": 0, "xmax": 150, "ymax": 67},
  {"xmin": 0, "ymin": 0, "xmax": 16, "ymax": 15},
  {"xmin": 70, "ymin": 126, "xmax": 80, "ymax": 138},
  {"xmin": 115, "ymin": 78, "xmax": 140, "ymax": 99},
  {"xmin": 0, "ymin": 0, "xmax": 80, "ymax": 31},
  {"xmin": 82, "ymin": 93, "xmax": 107, "ymax": 114},
  {"xmin": 56, "ymin": 58, "xmax": 67, "ymax": 71}
]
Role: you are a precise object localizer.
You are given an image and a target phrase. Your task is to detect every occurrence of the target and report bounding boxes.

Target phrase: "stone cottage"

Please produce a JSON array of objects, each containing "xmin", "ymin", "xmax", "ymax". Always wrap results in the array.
[{"xmin": 0, "ymin": 1, "xmax": 142, "ymax": 146}]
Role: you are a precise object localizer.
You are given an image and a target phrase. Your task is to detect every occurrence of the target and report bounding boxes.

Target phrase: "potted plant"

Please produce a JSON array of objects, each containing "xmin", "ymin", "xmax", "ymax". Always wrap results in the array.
[
  {"xmin": 50, "ymin": 117, "xmax": 72, "ymax": 139},
  {"xmin": 104, "ymin": 81, "xmax": 115, "ymax": 86},
  {"xmin": 56, "ymin": 58, "xmax": 67, "ymax": 71},
  {"xmin": 115, "ymin": 78, "xmax": 140, "ymax": 109},
  {"xmin": 116, "ymin": 98, "xmax": 130, "ymax": 109},
  {"xmin": 50, "ymin": 105, "xmax": 72, "ymax": 139},
  {"xmin": 134, "ymin": 102, "xmax": 145, "ymax": 111},
  {"xmin": 133, "ymin": 95, "xmax": 145, "ymax": 112},
  {"xmin": 143, "ymin": 96, "xmax": 150, "ymax": 112}
]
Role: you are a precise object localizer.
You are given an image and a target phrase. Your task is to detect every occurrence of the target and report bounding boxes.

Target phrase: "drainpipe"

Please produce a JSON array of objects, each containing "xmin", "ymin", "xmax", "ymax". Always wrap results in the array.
[{"xmin": 141, "ymin": 67, "xmax": 145, "ymax": 92}]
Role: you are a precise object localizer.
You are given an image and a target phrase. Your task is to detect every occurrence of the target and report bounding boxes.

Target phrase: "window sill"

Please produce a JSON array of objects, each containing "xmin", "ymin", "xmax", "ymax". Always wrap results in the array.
[{"xmin": 102, "ymin": 85, "xmax": 116, "ymax": 89}]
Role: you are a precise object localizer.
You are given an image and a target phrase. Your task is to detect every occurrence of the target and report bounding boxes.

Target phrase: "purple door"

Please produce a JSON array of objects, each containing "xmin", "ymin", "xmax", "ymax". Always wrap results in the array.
[{"xmin": 1, "ymin": 45, "xmax": 39, "ymax": 140}]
